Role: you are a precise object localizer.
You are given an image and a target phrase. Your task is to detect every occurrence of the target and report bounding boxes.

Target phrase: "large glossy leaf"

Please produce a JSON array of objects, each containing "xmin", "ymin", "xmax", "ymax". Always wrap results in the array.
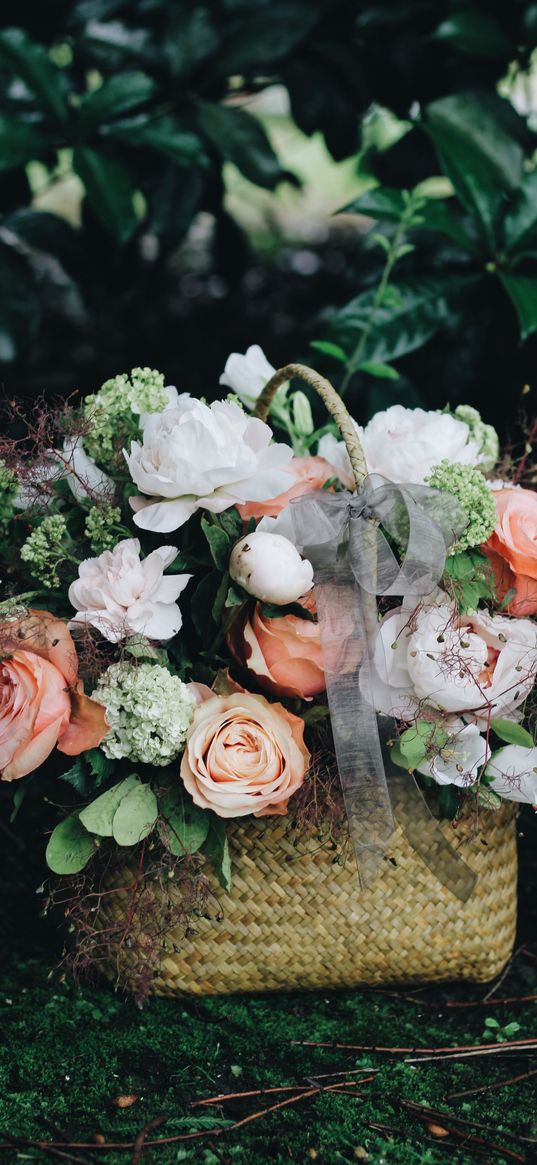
[
  {"xmin": 197, "ymin": 101, "xmax": 285, "ymax": 190},
  {"xmin": 0, "ymin": 115, "xmax": 50, "ymax": 170},
  {"xmin": 504, "ymin": 170, "xmax": 537, "ymax": 259},
  {"xmin": 425, "ymin": 93, "xmax": 524, "ymax": 249},
  {"xmin": 216, "ymin": 3, "xmax": 320, "ymax": 71},
  {"xmin": 341, "ymin": 187, "xmax": 476, "ymax": 252},
  {"xmin": 327, "ymin": 275, "xmax": 477, "ymax": 364},
  {"xmin": 165, "ymin": 6, "xmax": 220, "ymax": 78},
  {"xmin": 79, "ymin": 71, "xmax": 157, "ymax": 128},
  {"xmin": 46, "ymin": 815, "xmax": 95, "ymax": 874},
  {"xmin": 498, "ymin": 274, "xmax": 537, "ymax": 342},
  {"xmin": 73, "ymin": 146, "xmax": 138, "ymax": 244},
  {"xmin": 0, "ymin": 27, "xmax": 68, "ymax": 124},
  {"xmin": 107, "ymin": 116, "xmax": 206, "ymax": 167}
]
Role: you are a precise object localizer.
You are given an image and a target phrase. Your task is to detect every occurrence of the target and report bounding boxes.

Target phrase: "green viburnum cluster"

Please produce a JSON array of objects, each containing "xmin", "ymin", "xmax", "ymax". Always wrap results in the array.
[
  {"xmin": 453, "ymin": 404, "xmax": 499, "ymax": 473},
  {"xmin": 426, "ymin": 461, "xmax": 498, "ymax": 553},
  {"xmin": 83, "ymin": 367, "xmax": 167, "ymax": 463},
  {"xmin": 84, "ymin": 503, "xmax": 123, "ymax": 553},
  {"xmin": 20, "ymin": 515, "xmax": 68, "ymax": 588},
  {"xmin": 92, "ymin": 662, "xmax": 196, "ymax": 766},
  {"xmin": 0, "ymin": 461, "xmax": 17, "ymax": 536}
]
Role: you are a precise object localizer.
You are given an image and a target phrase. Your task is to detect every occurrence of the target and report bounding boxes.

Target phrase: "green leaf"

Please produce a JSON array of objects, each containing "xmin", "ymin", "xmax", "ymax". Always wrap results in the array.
[
  {"xmin": 433, "ymin": 11, "xmax": 509, "ymax": 59},
  {"xmin": 10, "ymin": 784, "xmax": 27, "ymax": 824},
  {"xmin": 309, "ymin": 340, "xmax": 348, "ymax": 363},
  {"xmin": 504, "ymin": 170, "xmax": 537, "ymax": 258},
  {"xmin": 197, "ymin": 101, "xmax": 285, "ymax": 190},
  {"xmin": 212, "ymin": 572, "xmax": 230, "ymax": 624},
  {"xmin": 73, "ymin": 147, "xmax": 138, "ymax": 245},
  {"xmin": 498, "ymin": 274, "xmax": 537, "ymax": 342},
  {"xmin": 444, "ymin": 552, "xmax": 476, "ymax": 581},
  {"xmin": 85, "ymin": 748, "xmax": 115, "ymax": 786},
  {"xmin": 79, "ymin": 71, "xmax": 157, "ymax": 128},
  {"xmin": 0, "ymin": 242, "xmax": 40, "ymax": 363},
  {"xmin": 158, "ymin": 786, "xmax": 210, "ymax": 856},
  {"xmin": 112, "ymin": 782, "xmax": 158, "ymax": 846},
  {"xmin": 191, "ymin": 569, "xmax": 221, "ymax": 637},
  {"xmin": 0, "ymin": 115, "xmax": 50, "ymax": 170},
  {"xmin": 358, "ymin": 361, "xmax": 400, "ymax": 380},
  {"xmin": 202, "ymin": 815, "xmax": 231, "ymax": 891},
  {"xmin": 399, "ymin": 720, "xmax": 448, "ymax": 769},
  {"xmin": 438, "ymin": 784, "xmax": 460, "ymax": 820},
  {"xmin": 218, "ymin": 508, "xmax": 244, "ymax": 540},
  {"xmin": 200, "ymin": 517, "xmax": 231, "ymax": 570},
  {"xmin": 123, "ymin": 636, "xmax": 169, "ymax": 665},
  {"xmin": 165, "ymin": 7, "xmax": 220, "ymax": 79},
  {"xmin": 490, "ymin": 720, "xmax": 534, "ymax": 748},
  {"xmin": 46, "ymin": 815, "xmax": 95, "ymax": 875},
  {"xmin": 388, "ymin": 741, "xmax": 409, "ymax": 770},
  {"xmin": 478, "ymin": 786, "xmax": 502, "ymax": 810},
  {"xmin": 108, "ymin": 116, "xmax": 206, "ymax": 167},
  {"xmin": 259, "ymin": 600, "xmax": 315, "ymax": 622},
  {"xmin": 58, "ymin": 758, "xmax": 90, "ymax": 795},
  {"xmin": 0, "ymin": 27, "xmax": 68, "ymax": 124},
  {"xmin": 79, "ymin": 775, "xmax": 140, "ymax": 837},
  {"xmin": 340, "ymin": 188, "xmax": 407, "ymax": 221},
  {"xmin": 216, "ymin": 4, "xmax": 320, "ymax": 71}
]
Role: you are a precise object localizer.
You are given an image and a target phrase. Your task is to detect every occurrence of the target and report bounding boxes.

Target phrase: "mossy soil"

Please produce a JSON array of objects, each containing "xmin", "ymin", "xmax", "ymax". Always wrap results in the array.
[{"xmin": 1, "ymin": 822, "xmax": 536, "ymax": 1165}]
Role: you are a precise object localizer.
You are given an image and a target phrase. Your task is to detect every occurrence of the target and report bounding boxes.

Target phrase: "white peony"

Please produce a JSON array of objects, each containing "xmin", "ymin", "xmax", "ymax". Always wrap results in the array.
[
  {"xmin": 367, "ymin": 596, "xmax": 537, "ymax": 728},
  {"xmin": 229, "ymin": 531, "xmax": 313, "ymax": 605},
  {"xmin": 417, "ymin": 721, "xmax": 489, "ymax": 787},
  {"xmin": 219, "ymin": 344, "xmax": 276, "ymax": 409},
  {"xmin": 125, "ymin": 394, "xmax": 293, "ymax": 533},
  {"xmin": 68, "ymin": 538, "xmax": 191, "ymax": 643},
  {"xmin": 485, "ymin": 745, "xmax": 537, "ymax": 804},
  {"xmin": 318, "ymin": 404, "xmax": 485, "ymax": 487}
]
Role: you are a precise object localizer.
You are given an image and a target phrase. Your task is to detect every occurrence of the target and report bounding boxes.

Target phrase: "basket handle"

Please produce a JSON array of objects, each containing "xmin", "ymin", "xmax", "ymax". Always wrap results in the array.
[{"xmin": 253, "ymin": 363, "xmax": 367, "ymax": 489}]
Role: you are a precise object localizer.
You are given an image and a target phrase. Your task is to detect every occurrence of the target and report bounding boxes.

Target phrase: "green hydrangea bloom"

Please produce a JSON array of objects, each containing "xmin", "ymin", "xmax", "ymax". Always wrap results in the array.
[
  {"xmin": 453, "ymin": 404, "xmax": 499, "ymax": 473},
  {"xmin": 426, "ymin": 460, "xmax": 497, "ymax": 553},
  {"xmin": 92, "ymin": 662, "xmax": 195, "ymax": 766},
  {"xmin": 20, "ymin": 515, "xmax": 68, "ymax": 588},
  {"xmin": 85, "ymin": 503, "xmax": 123, "ymax": 553},
  {"xmin": 83, "ymin": 367, "xmax": 167, "ymax": 463},
  {"xmin": 0, "ymin": 461, "xmax": 17, "ymax": 536}
]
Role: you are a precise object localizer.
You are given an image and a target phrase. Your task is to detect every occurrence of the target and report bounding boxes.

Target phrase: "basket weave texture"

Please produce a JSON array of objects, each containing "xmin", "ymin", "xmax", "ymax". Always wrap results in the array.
[{"xmin": 100, "ymin": 805, "xmax": 517, "ymax": 996}]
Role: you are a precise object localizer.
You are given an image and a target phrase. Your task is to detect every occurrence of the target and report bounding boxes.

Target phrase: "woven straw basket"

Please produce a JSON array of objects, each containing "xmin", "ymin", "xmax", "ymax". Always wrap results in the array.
[{"xmin": 98, "ymin": 365, "xmax": 518, "ymax": 995}]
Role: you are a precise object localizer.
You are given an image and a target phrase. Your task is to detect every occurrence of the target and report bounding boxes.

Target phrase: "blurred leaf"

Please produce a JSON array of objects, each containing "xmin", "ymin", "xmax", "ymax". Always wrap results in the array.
[
  {"xmin": 202, "ymin": 814, "xmax": 231, "ymax": 891},
  {"xmin": 0, "ymin": 242, "xmax": 40, "ymax": 363},
  {"xmin": 191, "ymin": 569, "xmax": 221, "ymax": 636},
  {"xmin": 341, "ymin": 188, "xmax": 407, "ymax": 220},
  {"xmin": 359, "ymin": 361, "xmax": 400, "ymax": 380},
  {"xmin": 0, "ymin": 27, "xmax": 69, "ymax": 124},
  {"xmin": 197, "ymin": 101, "xmax": 286, "ymax": 190},
  {"xmin": 0, "ymin": 115, "xmax": 50, "ymax": 170},
  {"xmin": 310, "ymin": 340, "xmax": 348, "ymax": 362},
  {"xmin": 165, "ymin": 6, "xmax": 219, "ymax": 78},
  {"xmin": 46, "ymin": 815, "xmax": 95, "ymax": 874},
  {"xmin": 112, "ymin": 781, "xmax": 158, "ymax": 845},
  {"xmin": 217, "ymin": 3, "xmax": 320, "ymax": 71},
  {"xmin": 504, "ymin": 169, "xmax": 537, "ymax": 258},
  {"xmin": 158, "ymin": 785, "xmax": 210, "ymax": 856},
  {"xmin": 425, "ymin": 93, "xmax": 524, "ymax": 248},
  {"xmin": 433, "ymin": 11, "xmax": 509, "ymax": 59},
  {"xmin": 341, "ymin": 186, "xmax": 476, "ymax": 252},
  {"xmin": 73, "ymin": 146, "xmax": 138, "ymax": 244},
  {"xmin": 108, "ymin": 115, "xmax": 206, "ymax": 167},
  {"xmin": 4, "ymin": 209, "xmax": 84, "ymax": 279},
  {"xmin": 79, "ymin": 71, "xmax": 157, "ymax": 128},
  {"xmin": 498, "ymin": 274, "xmax": 537, "ymax": 341}
]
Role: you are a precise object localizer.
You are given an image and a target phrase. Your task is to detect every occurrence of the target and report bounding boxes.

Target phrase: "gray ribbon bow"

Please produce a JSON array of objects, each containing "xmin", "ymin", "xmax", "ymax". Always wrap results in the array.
[{"xmin": 288, "ymin": 474, "xmax": 477, "ymax": 901}]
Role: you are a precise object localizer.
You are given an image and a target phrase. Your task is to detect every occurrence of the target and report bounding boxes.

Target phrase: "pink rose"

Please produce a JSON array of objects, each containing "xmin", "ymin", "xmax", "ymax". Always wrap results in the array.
[
  {"xmin": 0, "ymin": 610, "xmax": 108, "ymax": 781},
  {"xmin": 484, "ymin": 488, "xmax": 537, "ymax": 616},
  {"xmin": 227, "ymin": 600, "xmax": 325, "ymax": 699},
  {"xmin": 237, "ymin": 456, "xmax": 335, "ymax": 521},
  {"xmin": 180, "ymin": 691, "xmax": 310, "ymax": 818}
]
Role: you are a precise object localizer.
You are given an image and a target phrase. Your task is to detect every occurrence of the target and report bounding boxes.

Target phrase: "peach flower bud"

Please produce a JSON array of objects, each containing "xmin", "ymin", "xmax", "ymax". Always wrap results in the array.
[
  {"xmin": 180, "ymin": 691, "xmax": 310, "ymax": 818},
  {"xmin": 238, "ymin": 455, "xmax": 335, "ymax": 521},
  {"xmin": 229, "ymin": 531, "xmax": 313, "ymax": 605}
]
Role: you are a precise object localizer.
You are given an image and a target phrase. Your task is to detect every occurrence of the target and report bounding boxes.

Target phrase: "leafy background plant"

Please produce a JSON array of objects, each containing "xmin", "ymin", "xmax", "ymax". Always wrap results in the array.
[{"xmin": 0, "ymin": 0, "xmax": 536, "ymax": 435}]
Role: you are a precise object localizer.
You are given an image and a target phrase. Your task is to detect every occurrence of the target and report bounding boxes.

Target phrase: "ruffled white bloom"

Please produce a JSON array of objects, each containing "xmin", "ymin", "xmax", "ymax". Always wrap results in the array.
[
  {"xmin": 68, "ymin": 538, "xmax": 191, "ymax": 643},
  {"xmin": 219, "ymin": 344, "xmax": 276, "ymax": 409},
  {"xmin": 125, "ymin": 394, "xmax": 292, "ymax": 533},
  {"xmin": 92, "ymin": 662, "xmax": 196, "ymax": 765},
  {"xmin": 229, "ymin": 531, "xmax": 313, "ymax": 605},
  {"xmin": 367, "ymin": 596, "xmax": 537, "ymax": 728},
  {"xmin": 61, "ymin": 437, "xmax": 114, "ymax": 503},
  {"xmin": 417, "ymin": 721, "xmax": 489, "ymax": 787},
  {"xmin": 485, "ymin": 745, "xmax": 537, "ymax": 804},
  {"xmin": 318, "ymin": 405, "xmax": 485, "ymax": 487}
]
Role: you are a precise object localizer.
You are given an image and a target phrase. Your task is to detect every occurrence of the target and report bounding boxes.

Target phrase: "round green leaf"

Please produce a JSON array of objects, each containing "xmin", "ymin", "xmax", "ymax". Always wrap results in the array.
[
  {"xmin": 490, "ymin": 720, "xmax": 534, "ymax": 748},
  {"xmin": 158, "ymin": 786, "xmax": 210, "ymax": 856},
  {"xmin": 79, "ymin": 775, "xmax": 140, "ymax": 837},
  {"xmin": 112, "ymin": 783, "xmax": 158, "ymax": 846},
  {"xmin": 46, "ymin": 815, "xmax": 95, "ymax": 875}
]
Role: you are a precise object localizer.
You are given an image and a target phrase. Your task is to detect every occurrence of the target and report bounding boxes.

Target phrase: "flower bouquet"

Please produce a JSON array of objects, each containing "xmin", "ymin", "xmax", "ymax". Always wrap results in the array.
[{"xmin": 1, "ymin": 353, "xmax": 534, "ymax": 999}]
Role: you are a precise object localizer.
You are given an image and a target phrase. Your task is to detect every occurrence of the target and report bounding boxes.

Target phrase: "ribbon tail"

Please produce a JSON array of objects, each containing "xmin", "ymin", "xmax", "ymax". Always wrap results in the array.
[{"xmin": 313, "ymin": 561, "xmax": 395, "ymax": 890}]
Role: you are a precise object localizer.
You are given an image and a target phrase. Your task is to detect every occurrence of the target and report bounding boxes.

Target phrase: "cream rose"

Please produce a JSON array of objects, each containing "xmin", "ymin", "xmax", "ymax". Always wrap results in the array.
[
  {"xmin": 125, "ymin": 394, "xmax": 292, "ymax": 532},
  {"xmin": 68, "ymin": 538, "xmax": 191, "ymax": 643},
  {"xmin": 219, "ymin": 344, "xmax": 276, "ymax": 409},
  {"xmin": 180, "ymin": 691, "xmax": 310, "ymax": 818}
]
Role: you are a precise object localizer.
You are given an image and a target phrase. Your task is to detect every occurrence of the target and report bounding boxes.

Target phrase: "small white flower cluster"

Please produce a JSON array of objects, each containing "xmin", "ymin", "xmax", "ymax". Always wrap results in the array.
[{"xmin": 93, "ymin": 662, "xmax": 195, "ymax": 766}]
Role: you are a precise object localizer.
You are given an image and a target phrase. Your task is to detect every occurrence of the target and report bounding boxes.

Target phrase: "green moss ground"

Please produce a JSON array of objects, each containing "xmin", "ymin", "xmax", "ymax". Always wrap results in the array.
[{"xmin": 1, "ymin": 821, "xmax": 536, "ymax": 1165}]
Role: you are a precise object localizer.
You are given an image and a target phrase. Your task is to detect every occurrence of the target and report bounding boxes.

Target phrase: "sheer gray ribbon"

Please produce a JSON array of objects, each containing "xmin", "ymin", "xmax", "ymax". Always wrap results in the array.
[{"xmin": 288, "ymin": 474, "xmax": 477, "ymax": 901}]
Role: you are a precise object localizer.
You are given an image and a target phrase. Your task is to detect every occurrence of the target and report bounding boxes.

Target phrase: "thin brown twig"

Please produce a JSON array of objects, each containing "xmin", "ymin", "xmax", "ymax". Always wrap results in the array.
[
  {"xmin": 130, "ymin": 1115, "xmax": 168, "ymax": 1165},
  {"xmin": 291, "ymin": 1036, "xmax": 537, "ymax": 1055},
  {"xmin": 400, "ymin": 1100, "xmax": 528, "ymax": 1162},
  {"xmin": 191, "ymin": 1073, "xmax": 377, "ymax": 1108},
  {"xmin": 448, "ymin": 1065, "xmax": 537, "ymax": 1100}
]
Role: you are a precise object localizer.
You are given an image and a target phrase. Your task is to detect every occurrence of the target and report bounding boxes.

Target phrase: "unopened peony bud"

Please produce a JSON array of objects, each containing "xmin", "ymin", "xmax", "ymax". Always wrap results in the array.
[{"xmin": 229, "ymin": 532, "xmax": 313, "ymax": 605}]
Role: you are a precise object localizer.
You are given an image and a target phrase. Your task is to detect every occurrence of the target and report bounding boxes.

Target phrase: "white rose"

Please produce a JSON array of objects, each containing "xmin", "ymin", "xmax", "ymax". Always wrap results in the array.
[
  {"xmin": 68, "ymin": 537, "xmax": 191, "ymax": 643},
  {"xmin": 485, "ymin": 745, "xmax": 537, "ymax": 804},
  {"xmin": 368, "ymin": 598, "xmax": 537, "ymax": 728},
  {"xmin": 229, "ymin": 531, "xmax": 313, "ymax": 605},
  {"xmin": 61, "ymin": 437, "xmax": 114, "ymax": 503},
  {"xmin": 417, "ymin": 721, "xmax": 489, "ymax": 787},
  {"xmin": 219, "ymin": 344, "xmax": 276, "ymax": 409},
  {"xmin": 125, "ymin": 394, "xmax": 292, "ymax": 533}
]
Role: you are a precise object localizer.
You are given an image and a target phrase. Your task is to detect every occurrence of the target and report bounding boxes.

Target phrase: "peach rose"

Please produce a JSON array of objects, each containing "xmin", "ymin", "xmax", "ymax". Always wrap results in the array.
[
  {"xmin": 237, "ymin": 455, "xmax": 335, "ymax": 521},
  {"xmin": 484, "ymin": 487, "xmax": 537, "ymax": 616},
  {"xmin": 0, "ymin": 609, "xmax": 108, "ymax": 781},
  {"xmin": 180, "ymin": 691, "xmax": 310, "ymax": 818},
  {"xmin": 227, "ymin": 600, "xmax": 325, "ymax": 699}
]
